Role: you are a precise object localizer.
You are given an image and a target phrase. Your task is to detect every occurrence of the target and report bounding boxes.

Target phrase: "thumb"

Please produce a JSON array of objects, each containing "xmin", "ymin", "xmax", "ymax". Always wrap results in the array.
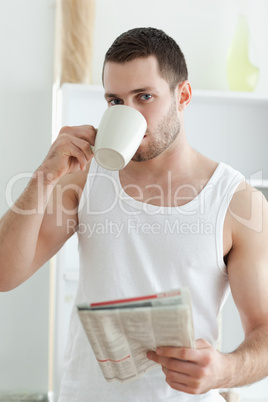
[{"xmin": 195, "ymin": 338, "xmax": 211, "ymax": 349}]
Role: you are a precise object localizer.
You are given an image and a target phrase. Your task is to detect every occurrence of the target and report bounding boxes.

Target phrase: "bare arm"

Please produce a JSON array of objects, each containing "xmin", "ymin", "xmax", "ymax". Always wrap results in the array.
[
  {"xmin": 219, "ymin": 182, "xmax": 268, "ymax": 387},
  {"xmin": 147, "ymin": 182, "xmax": 268, "ymax": 394},
  {"xmin": 0, "ymin": 125, "xmax": 96, "ymax": 291}
]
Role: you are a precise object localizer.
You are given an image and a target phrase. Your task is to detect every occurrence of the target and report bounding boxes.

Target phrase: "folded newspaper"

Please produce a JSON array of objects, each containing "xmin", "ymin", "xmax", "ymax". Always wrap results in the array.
[{"xmin": 77, "ymin": 287, "xmax": 195, "ymax": 383}]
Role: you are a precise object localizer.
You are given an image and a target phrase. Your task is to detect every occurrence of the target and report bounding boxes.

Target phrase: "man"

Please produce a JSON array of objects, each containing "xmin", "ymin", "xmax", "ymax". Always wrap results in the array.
[{"xmin": 0, "ymin": 27, "xmax": 268, "ymax": 401}]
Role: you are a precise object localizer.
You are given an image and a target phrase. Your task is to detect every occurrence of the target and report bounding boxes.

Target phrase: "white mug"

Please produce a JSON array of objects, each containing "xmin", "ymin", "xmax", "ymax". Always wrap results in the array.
[{"xmin": 94, "ymin": 105, "xmax": 147, "ymax": 170}]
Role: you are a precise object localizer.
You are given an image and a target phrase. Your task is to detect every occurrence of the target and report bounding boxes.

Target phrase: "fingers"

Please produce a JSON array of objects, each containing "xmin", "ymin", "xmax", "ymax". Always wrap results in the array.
[
  {"xmin": 147, "ymin": 350, "xmax": 200, "ymax": 376},
  {"xmin": 147, "ymin": 341, "xmax": 220, "ymax": 395},
  {"xmin": 41, "ymin": 125, "xmax": 97, "ymax": 181},
  {"xmin": 162, "ymin": 366, "xmax": 203, "ymax": 392},
  {"xmin": 147, "ymin": 349, "xmax": 207, "ymax": 394},
  {"xmin": 152, "ymin": 346, "xmax": 198, "ymax": 361},
  {"xmin": 58, "ymin": 125, "xmax": 97, "ymax": 146},
  {"xmin": 147, "ymin": 338, "xmax": 212, "ymax": 363},
  {"xmin": 58, "ymin": 126, "xmax": 96, "ymax": 170},
  {"xmin": 69, "ymin": 136, "xmax": 93, "ymax": 164},
  {"xmin": 62, "ymin": 139, "xmax": 90, "ymax": 172},
  {"xmin": 195, "ymin": 338, "xmax": 211, "ymax": 349}
]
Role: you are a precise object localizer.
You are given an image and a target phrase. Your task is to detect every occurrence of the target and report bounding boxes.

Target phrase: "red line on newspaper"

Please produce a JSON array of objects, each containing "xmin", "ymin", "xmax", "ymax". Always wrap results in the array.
[
  {"xmin": 91, "ymin": 295, "xmax": 157, "ymax": 307},
  {"xmin": 97, "ymin": 355, "xmax": 131, "ymax": 363},
  {"xmin": 90, "ymin": 290, "xmax": 181, "ymax": 308}
]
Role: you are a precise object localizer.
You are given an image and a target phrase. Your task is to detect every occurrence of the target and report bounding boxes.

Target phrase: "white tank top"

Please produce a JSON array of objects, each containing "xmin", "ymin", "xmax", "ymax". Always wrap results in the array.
[{"xmin": 59, "ymin": 159, "xmax": 244, "ymax": 402}]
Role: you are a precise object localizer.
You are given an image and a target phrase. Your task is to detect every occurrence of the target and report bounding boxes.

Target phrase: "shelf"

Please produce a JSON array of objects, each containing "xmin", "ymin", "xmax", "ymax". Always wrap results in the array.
[
  {"xmin": 191, "ymin": 89, "xmax": 268, "ymax": 105},
  {"xmin": 248, "ymin": 180, "xmax": 268, "ymax": 188}
]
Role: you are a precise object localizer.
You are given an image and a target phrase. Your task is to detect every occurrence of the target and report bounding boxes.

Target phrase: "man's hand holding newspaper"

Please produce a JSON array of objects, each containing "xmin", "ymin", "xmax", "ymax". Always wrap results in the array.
[{"xmin": 77, "ymin": 288, "xmax": 195, "ymax": 383}]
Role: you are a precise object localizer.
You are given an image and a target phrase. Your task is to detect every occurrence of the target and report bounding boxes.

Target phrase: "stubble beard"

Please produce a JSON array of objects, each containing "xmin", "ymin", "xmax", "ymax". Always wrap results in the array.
[{"xmin": 132, "ymin": 100, "xmax": 181, "ymax": 162}]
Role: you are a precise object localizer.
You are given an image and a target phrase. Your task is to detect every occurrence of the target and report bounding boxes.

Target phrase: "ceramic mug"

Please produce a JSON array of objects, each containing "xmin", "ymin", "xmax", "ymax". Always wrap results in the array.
[{"xmin": 94, "ymin": 105, "xmax": 147, "ymax": 170}]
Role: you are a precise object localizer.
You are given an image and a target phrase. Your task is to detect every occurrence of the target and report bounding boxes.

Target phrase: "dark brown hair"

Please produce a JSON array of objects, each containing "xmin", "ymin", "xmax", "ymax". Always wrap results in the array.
[{"xmin": 102, "ymin": 27, "xmax": 188, "ymax": 90}]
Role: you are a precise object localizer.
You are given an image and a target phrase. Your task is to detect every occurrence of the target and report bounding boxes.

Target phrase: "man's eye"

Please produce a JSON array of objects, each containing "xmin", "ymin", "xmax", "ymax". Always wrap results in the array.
[
  {"xmin": 140, "ymin": 94, "xmax": 152, "ymax": 101},
  {"xmin": 110, "ymin": 99, "xmax": 123, "ymax": 105}
]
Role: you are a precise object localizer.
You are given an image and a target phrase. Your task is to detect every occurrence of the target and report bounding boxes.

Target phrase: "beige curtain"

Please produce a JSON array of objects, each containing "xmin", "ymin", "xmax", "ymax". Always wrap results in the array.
[{"xmin": 54, "ymin": 0, "xmax": 96, "ymax": 85}]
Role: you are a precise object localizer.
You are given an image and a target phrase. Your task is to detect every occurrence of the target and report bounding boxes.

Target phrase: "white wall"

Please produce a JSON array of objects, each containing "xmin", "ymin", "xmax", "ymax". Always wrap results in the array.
[
  {"xmin": 0, "ymin": 0, "xmax": 55, "ymax": 394},
  {"xmin": 92, "ymin": 0, "xmax": 268, "ymax": 94},
  {"xmin": 0, "ymin": 0, "xmax": 267, "ymax": 398}
]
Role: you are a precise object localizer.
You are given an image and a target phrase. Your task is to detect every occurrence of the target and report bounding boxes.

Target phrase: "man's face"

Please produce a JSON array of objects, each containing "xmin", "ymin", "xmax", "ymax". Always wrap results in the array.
[{"xmin": 103, "ymin": 56, "xmax": 181, "ymax": 162}]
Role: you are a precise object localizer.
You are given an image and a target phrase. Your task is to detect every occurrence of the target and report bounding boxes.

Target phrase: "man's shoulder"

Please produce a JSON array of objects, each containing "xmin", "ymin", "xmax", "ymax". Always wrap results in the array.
[{"xmin": 227, "ymin": 181, "xmax": 267, "ymax": 236}]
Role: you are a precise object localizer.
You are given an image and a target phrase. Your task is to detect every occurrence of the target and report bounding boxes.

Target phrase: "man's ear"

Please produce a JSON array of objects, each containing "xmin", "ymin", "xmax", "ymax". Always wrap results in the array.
[{"xmin": 177, "ymin": 81, "xmax": 192, "ymax": 111}]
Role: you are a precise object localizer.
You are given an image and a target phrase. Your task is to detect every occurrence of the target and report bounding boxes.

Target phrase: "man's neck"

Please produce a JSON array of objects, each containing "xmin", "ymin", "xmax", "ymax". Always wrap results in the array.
[
  {"xmin": 121, "ymin": 134, "xmax": 197, "ymax": 181},
  {"xmin": 118, "ymin": 135, "xmax": 218, "ymax": 208}
]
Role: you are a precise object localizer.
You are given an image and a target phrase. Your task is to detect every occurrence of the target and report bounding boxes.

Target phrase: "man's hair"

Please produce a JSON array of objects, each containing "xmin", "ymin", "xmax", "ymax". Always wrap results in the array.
[{"xmin": 102, "ymin": 27, "xmax": 188, "ymax": 90}]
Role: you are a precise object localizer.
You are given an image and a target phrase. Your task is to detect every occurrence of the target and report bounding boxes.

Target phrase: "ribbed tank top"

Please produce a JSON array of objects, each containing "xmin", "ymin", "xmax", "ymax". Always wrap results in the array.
[{"xmin": 59, "ymin": 159, "xmax": 244, "ymax": 402}]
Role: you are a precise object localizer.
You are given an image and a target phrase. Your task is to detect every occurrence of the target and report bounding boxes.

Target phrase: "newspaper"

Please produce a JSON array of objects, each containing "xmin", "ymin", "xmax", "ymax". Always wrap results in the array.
[{"xmin": 77, "ymin": 288, "xmax": 195, "ymax": 383}]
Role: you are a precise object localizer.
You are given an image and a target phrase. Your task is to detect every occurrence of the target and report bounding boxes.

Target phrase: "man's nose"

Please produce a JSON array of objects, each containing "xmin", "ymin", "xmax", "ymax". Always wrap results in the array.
[
  {"xmin": 124, "ymin": 100, "xmax": 142, "ymax": 114},
  {"xmin": 124, "ymin": 99, "xmax": 135, "ymax": 108}
]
